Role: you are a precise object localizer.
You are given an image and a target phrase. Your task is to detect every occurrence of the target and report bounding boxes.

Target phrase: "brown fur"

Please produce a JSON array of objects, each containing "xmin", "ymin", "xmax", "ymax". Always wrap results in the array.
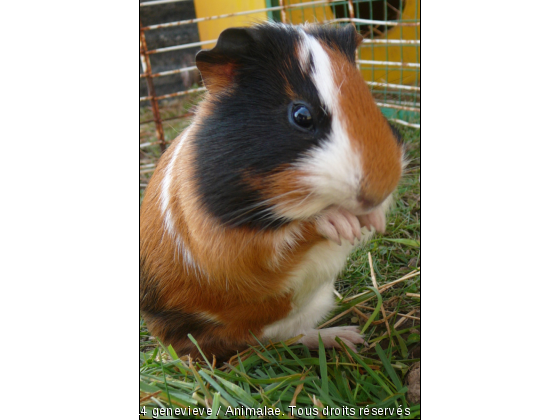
[
  {"xmin": 140, "ymin": 124, "xmax": 327, "ymax": 360},
  {"xmin": 247, "ymin": 165, "xmax": 315, "ymax": 219},
  {"xmin": 326, "ymin": 44, "xmax": 403, "ymax": 205},
  {"xmin": 195, "ymin": 61, "xmax": 238, "ymax": 95}
]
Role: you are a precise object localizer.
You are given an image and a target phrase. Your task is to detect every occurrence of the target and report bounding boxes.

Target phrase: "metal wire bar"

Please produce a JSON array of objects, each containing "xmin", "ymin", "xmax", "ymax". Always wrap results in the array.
[
  {"xmin": 366, "ymin": 81, "xmax": 420, "ymax": 91},
  {"xmin": 140, "ymin": 87, "xmax": 207, "ymax": 103},
  {"xmin": 140, "ymin": 19, "xmax": 166, "ymax": 153},
  {"xmin": 347, "ymin": 0, "xmax": 356, "ymax": 28},
  {"xmin": 140, "ymin": 112, "xmax": 195, "ymax": 126},
  {"xmin": 390, "ymin": 119, "xmax": 420, "ymax": 129},
  {"xmin": 140, "ymin": 66, "xmax": 198, "ymax": 79},
  {"xmin": 140, "ymin": 0, "xmax": 190, "ymax": 7},
  {"xmin": 327, "ymin": 17, "xmax": 420, "ymax": 26},
  {"xmin": 357, "ymin": 59, "xmax": 420, "ymax": 68},
  {"xmin": 279, "ymin": 0, "xmax": 287, "ymax": 23},
  {"xmin": 156, "ymin": 87, "xmax": 206, "ymax": 100},
  {"xmin": 382, "ymin": 99, "xmax": 421, "ymax": 107},
  {"xmin": 376, "ymin": 102, "xmax": 420, "ymax": 112},
  {"xmin": 146, "ymin": 39, "xmax": 215, "ymax": 55},
  {"xmin": 362, "ymin": 39, "xmax": 420, "ymax": 45}
]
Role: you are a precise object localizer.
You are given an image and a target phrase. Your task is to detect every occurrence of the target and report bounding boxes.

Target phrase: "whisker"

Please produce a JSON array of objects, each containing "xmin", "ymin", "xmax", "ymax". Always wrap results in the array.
[{"xmin": 220, "ymin": 188, "xmax": 313, "ymax": 225}]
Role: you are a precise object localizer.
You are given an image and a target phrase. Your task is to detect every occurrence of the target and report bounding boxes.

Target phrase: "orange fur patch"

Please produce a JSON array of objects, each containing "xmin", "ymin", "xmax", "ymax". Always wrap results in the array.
[
  {"xmin": 197, "ymin": 61, "xmax": 238, "ymax": 95},
  {"xmin": 245, "ymin": 165, "xmax": 317, "ymax": 220},
  {"xmin": 326, "ymin": 45, "xmax": 403, "ymax": 205},
  {"xmin": 140, "ymin": 127, "xmax": 326, "ymax": 360}
]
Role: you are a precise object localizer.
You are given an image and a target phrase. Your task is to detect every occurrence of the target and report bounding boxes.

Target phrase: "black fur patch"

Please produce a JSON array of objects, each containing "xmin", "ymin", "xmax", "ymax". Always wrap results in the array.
[
  {"xmin": 388, "ymin": 121, "xmax": 404, "ymax": 145},
  {"xmin": 304, "ymin": 24, "xmax": 361, "ymax": 63},
  {"xmin": 192, "ymin": 24, "xmax": 358, "ymax": 230},
  {"xmin": 140, "ymin": 261, "xmax": 221, "ymax": 346},
  {"xmin": 140, "ymin": 259, "xmax": 163, "ymax": 314},
  {"xmin": 144, "ymin": 309, "xmax": 218, "ymax": 344}
]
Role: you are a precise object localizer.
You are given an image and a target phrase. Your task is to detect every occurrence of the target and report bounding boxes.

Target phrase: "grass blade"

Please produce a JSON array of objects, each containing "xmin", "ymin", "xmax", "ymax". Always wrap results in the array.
[
  {"xmin": 187, "ymin": 334, "xmax": 212, "ymax": 369},
  {"xmin": 198, "ymin": 370, "xmax": 239, "ymax": 408},
  {"xmin": 209, "ymin": 392, "xmax": 220, "ymax": 419},
  {"xmin": 318, "ymin": 333, "xmax": 328, "ymax": 394},
  {"xmin": 374, "ymin": 345, "xmax": 403, "ymax": 391},
  {"xmin": 383, "ymin": 238, "xmax": 419, "ymax": 247},
  {"xmin": 361, "ymin": 286, "xmax": 383, "ymax": 334}
]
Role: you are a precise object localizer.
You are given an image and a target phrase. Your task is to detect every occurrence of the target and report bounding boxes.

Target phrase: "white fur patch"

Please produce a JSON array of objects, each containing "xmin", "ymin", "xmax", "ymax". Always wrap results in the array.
[
  {"xmin": 301, "ymin": 32, "xmax": 338, "ymax": 113},
  {"xmin": 269, "ymin": 224, "xmax": 303, "ymax": 269},
  {"xmin": 296, "ymin": 28, "xmax": 311, "ymax": 72},
  {"xmin": 293, "ymin": 31, "xmax": 364, "ymax": 217},
  {"xmin": 201, "ymin": 311, "xmax": 220, "ymax": 323},
  {"xmin": 297, "ymin": 124, "xmax": 363, "ymax": 214},
  {"xmin": 159, "ymin": 127, "xmax": 196, "ymax": 270},
  {"xmin": 262, "ymin": 239, "xmax": 352, "ymax": 341}
]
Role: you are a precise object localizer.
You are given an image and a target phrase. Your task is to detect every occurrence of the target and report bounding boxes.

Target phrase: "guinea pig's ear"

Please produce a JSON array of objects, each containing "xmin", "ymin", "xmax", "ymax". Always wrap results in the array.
[
  {"xmin": 196, "ymin": 27, "xmax": 256, "ymax": 94},
  {"xmin": 339, "ymin": 24, "xmax": 363, "ymax": 62}
]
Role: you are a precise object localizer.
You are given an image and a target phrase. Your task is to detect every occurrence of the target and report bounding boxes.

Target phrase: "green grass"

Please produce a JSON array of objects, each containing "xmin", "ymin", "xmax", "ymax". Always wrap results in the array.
[{"xmin": 140, "ymin": 96, "xmax": 420, "ymax": 419}]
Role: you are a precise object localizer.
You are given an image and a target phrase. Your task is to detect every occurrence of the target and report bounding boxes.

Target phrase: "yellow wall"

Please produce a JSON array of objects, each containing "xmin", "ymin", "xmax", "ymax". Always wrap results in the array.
[
  {"xmin": 194, "ymin": 0, "xmax": 268, "ymax": 49},
  {"xmin": 194, "ymin": 0, "xmax": 419, "ymax": 85},
  {"xmin": 282, "ymin": 0, "xmax": 334, "ymax": 24},
  {"xmin": 358, "ymin": 0, "xmax": 420, "ymax": 85}
]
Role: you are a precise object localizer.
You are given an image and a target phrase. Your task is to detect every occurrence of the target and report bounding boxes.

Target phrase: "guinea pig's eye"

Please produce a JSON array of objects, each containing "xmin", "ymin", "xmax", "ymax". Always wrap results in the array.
[{"xmin": 291, "ymin": 104, "xmax": 314, "ymax": 130}]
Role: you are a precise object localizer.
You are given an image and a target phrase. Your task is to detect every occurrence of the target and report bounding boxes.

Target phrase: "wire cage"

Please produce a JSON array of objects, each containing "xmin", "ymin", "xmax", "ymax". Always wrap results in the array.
[{"xmin": 140, "ymin": 0, "xmax": 420, "ymax": 188}]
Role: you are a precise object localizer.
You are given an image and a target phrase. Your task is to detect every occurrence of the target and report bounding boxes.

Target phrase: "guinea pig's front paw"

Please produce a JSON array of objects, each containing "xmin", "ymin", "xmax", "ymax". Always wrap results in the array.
[
  {"xmin": 357, "ymin": 206, "xmax": 387, "ymax": 235},
  {"xmin": 316, "ymin": 208, "xmax": 362, "ymax": 245},
  {"xmin": 299, "ymin": 326, "xmax": 364, "ymax": 352}
]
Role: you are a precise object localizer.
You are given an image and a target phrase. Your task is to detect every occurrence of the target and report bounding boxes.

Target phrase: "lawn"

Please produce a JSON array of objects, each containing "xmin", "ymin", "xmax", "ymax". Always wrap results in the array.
[{"xmin": 140, "ymin": 95, "xmax": 420, "ymax": 419}]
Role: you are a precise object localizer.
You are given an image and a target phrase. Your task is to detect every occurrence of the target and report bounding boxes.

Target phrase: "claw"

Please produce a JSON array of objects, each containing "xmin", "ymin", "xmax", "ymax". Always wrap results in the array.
[
  {"xmin": 316, "ymin": 208, "xmax": 362, "ymax": 245},
  {"xmin": 299, "ymin": 326, "xmax": 364, "ymax": 351},
  {"xmin": 317, "ymin": 205, "xmax": 387, "ymax": 245},
  {"xmin": 358, "ymin": 208, "xmax": 386, "ymax": 234}
]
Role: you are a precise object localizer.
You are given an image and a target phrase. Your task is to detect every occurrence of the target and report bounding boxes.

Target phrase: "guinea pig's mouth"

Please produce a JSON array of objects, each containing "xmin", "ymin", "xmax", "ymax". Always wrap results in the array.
[
  {"xmin": 338, "ymin": 200, "xmax": 380, "ymax": 218},
  {"xmin": 333, "ymin": 192, "xmax": 392, "ymax": 233}
]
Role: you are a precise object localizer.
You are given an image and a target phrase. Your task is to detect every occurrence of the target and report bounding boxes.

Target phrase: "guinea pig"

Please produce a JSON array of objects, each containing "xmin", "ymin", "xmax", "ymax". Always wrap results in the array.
[{"xmin": 140, "ymin": 22, "xmax": 404, "ymax": 362}]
